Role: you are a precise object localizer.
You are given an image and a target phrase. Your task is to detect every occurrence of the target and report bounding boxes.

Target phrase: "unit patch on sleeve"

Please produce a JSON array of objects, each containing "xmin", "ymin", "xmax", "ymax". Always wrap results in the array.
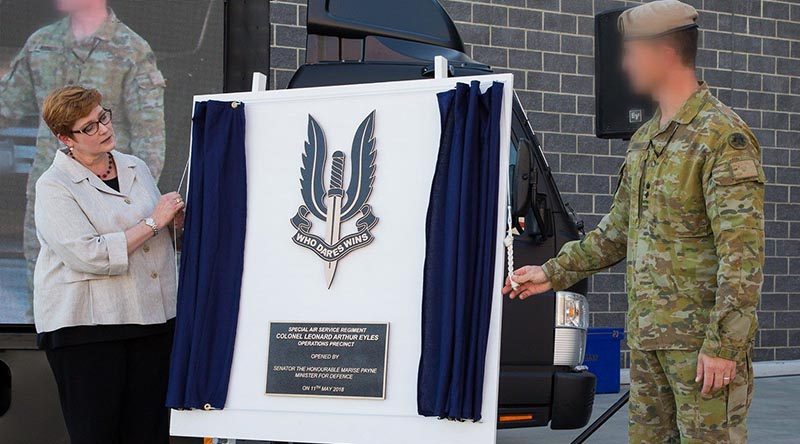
[
  {"xmin": 728, "ymin": 132, "xmax": 748, "ymax": 149},
  {"xmin": 729, "ymin": 158, "xmax": 759, "ymax": 181}
]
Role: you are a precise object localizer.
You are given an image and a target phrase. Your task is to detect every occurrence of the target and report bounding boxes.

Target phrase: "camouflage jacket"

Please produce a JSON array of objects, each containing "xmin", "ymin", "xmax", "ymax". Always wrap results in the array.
[
  {"xmin": 0, "ymin": 9, "xmax": 166, "ymax": 186},
  {"xmin": 542, "ymin": 83, "xmax": 765, "ymax": 361}
]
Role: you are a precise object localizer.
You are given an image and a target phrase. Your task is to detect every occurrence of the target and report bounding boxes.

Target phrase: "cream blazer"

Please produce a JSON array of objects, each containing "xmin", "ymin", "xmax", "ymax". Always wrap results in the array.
[{"xmin": 33, "ymin": 150, "xmax": 177, "ymax": 333}]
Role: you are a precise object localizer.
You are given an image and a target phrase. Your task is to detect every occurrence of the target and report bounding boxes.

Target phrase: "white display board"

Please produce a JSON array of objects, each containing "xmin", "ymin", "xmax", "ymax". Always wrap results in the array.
[{"xmin": 171, "ymin": 74, "xmax": 514, "ymax": 443}]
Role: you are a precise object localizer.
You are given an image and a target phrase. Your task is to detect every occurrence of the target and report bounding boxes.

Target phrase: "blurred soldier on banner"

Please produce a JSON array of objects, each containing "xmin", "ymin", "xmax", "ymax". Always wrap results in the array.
[{"xmin": 0, "ymin": 0, "xmax": 166, "ymax": 303}]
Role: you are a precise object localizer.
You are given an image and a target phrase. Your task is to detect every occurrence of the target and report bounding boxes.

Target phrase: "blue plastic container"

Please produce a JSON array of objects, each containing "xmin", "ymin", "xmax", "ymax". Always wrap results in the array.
[{"xmin": 584, "ymin": 327, "xmax": 626, "ymax": 394}]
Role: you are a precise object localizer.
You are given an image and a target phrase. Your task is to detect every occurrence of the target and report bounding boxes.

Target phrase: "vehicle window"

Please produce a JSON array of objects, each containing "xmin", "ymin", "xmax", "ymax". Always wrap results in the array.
[{"xmin": 509, "ymin": 113, "xmax": 543, "ymax": 238}]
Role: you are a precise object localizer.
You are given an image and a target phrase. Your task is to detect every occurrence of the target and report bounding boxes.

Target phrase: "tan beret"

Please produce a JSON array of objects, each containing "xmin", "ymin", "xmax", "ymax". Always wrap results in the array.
[{"xmin": 618, "ymin": 0, "xmax": 699, "ymax": 40}]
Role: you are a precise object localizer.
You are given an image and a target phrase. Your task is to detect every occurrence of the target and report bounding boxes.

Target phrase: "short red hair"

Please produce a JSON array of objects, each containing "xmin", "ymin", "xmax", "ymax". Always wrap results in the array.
[{"xmin": 42, "ymin": 86, "xmax": 103, "ymax": 138}]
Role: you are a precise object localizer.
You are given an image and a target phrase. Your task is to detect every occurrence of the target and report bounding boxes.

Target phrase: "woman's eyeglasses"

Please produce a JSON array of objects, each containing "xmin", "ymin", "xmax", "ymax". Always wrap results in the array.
[{"xmin": 71, "ymin": 108, "xmax": 112, "ymax": 136}]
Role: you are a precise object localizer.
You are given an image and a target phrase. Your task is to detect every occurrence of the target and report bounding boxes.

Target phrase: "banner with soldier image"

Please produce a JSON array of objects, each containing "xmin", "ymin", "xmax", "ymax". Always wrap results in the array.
[{"xmin": 0, "ymin": 0, "xmax": 225, "ymax": 325}]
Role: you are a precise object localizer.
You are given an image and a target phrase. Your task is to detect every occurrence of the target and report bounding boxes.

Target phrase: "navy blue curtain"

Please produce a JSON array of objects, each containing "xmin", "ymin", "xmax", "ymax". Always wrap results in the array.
[
  {"xmin": 418, "ymin": 81, "xmax": 504, "ymax": 421},
  {"xmin": 167, "ymin": 101, "xmax": 247, "ymax": 410}
]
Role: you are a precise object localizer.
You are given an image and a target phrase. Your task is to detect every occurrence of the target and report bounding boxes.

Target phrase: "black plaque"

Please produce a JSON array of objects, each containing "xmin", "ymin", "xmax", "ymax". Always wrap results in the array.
[{"xmin": 266, "ymin": 322, "xmax": 389, "ymax": 399}]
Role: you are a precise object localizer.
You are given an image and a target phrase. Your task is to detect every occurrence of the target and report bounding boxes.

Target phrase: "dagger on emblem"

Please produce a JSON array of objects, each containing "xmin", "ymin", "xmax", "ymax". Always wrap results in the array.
[{"xmin": 324, "ymin": 151, "xmax": 346, "ymax": 288}]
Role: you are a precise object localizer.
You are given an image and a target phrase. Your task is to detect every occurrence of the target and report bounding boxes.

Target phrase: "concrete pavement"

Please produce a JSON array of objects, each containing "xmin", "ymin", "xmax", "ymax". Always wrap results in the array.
[
  {"xmin": 499, "ymin": 375, "xmax": 800, "ymax": 444},
  {"xmin": 206, "ymin": 375, "xmax": 799, "ymax": 444}
]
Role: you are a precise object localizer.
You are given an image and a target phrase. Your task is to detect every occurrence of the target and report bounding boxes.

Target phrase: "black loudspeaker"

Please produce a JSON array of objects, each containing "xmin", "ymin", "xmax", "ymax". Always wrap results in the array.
[
  {"xmin": 224, "ymin": 0, "xmax": 271, "ymax": 93},
  {"xmin": 594, "ymin": 8, "xmax": 654, "ymax": 140}
]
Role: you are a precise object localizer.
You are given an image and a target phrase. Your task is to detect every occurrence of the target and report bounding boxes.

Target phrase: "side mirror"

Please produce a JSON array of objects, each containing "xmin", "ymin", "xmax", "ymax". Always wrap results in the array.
[{"xmin": 512, "ymin": 138, "xmax": 535, "ymax": 218}]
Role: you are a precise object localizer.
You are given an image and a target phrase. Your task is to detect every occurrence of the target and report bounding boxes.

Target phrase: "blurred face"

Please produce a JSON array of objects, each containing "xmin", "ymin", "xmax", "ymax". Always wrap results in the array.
[
  {"xmin": 53, "ymin": 0, "xmax": 103, "ymax": 14},
  {"xmin": 59, "ymin": 105, "xmax": 116, "ymax": 157},
  {"xmin": 621, "ymin": 39, "xmax": 675, "ymax": 96}
]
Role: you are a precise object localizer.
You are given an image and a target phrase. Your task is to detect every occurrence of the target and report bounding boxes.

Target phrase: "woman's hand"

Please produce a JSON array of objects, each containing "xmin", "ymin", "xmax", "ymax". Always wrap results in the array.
[{"xmin": 151, "ymin": 192, "xmax": 185, "ymax": 229}]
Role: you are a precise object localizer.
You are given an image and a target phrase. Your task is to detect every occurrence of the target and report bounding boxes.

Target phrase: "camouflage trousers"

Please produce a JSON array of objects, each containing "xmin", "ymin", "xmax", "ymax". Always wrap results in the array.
[
  {"xmin": 23, "ymin": 190, "xmax": 39, "ymax": 318},
  {"xmin": 629, "ymin": 349, "xmax": 753, "ymax": 444}
]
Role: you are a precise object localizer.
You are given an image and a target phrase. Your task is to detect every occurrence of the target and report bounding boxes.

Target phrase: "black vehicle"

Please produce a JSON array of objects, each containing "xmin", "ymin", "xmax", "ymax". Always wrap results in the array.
[{"xmin": 288, "ymin": 0, "xmax": 595, "ymax": 430}]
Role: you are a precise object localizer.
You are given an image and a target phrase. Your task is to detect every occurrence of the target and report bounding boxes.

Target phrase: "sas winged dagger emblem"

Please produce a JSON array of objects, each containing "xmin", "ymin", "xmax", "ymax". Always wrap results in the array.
[{"xmin": 290, "ymin": 111, "xmax": 379, "ymax": 288}]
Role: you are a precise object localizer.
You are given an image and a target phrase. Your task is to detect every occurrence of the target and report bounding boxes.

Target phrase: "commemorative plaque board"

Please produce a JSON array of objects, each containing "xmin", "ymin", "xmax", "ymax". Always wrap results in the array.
[
  {"xmin": 266, "ymin": 322, "xmax": 389, "ymax": 399},
  {"xmin": 171, "ymin": 73, "xmax": 513, "ymax": 444}
]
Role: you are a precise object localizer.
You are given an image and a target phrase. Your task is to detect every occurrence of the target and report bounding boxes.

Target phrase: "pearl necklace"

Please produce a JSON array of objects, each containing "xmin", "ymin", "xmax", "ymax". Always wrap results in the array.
[{"xmin": 69, "ymin": 150, "xmax": 115, "ymax": 179}]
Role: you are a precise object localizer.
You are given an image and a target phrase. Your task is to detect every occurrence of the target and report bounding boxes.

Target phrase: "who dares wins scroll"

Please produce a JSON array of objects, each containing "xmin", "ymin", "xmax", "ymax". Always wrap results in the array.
[{"xmin": 266, "ymin": 322, "xmax": 389, "ymax": 399}]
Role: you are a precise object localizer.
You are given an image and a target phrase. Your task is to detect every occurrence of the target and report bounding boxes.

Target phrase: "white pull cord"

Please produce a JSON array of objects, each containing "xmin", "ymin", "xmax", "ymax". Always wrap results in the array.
[
  {"xmin": 173, "ymin": 157, "xmax": 190, "ymax": 279},
  {"xmin": 504, "ymin": 177, "xmax": 519, "ymax": 291}
]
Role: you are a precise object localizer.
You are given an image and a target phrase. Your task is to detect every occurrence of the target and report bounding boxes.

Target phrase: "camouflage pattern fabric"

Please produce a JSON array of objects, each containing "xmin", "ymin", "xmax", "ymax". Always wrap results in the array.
[
  {"xmin": 542, "ymin": 82, "xmax": 764, "ymax": 360},
  {"xmin": 542, "ymin": 82, "xmax": 763, "ymax": 441},
  {"xmin": 629, "ymin": 349, "xmax": 753, "ymax": 443},
  {"xmin": 0, "ymin": 9, "xmax": 166, "ymax": 293}
]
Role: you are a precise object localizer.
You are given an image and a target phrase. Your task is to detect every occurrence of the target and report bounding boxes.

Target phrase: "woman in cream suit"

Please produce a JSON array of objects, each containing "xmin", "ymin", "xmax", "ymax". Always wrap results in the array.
[{"xmin": 33, "ymin": 86, "xmax": 182, "ymax": 444}]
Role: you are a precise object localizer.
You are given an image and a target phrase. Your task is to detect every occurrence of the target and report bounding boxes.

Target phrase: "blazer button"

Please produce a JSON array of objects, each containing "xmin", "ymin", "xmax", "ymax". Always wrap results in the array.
[
  {"xmin": 124, "ymin": 198, "xmax": 132, "ymax": 204},
  {"xmin": 151, "ymin": 272, "xmax": 158, "ymax": 279},
  {"xmin": 143, "ymin": 245, "xmax": 150, "ymax": 253}
]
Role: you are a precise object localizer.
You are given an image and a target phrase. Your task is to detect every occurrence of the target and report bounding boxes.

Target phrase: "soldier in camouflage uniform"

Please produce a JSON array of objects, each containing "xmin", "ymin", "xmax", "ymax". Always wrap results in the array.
[
  {"xmin": 504, "ymin": 1, "xmax": 763, "ymax": 443},
  {"xmin": 0, "ymin": 1, "xmax": 166, "ymax": 299}
]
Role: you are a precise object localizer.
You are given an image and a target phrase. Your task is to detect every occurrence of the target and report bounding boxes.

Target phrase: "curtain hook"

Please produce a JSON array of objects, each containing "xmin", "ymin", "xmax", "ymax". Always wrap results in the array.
[{"xmin": 231, "ymin": 101, "xmax": 240, "ymax": 109}]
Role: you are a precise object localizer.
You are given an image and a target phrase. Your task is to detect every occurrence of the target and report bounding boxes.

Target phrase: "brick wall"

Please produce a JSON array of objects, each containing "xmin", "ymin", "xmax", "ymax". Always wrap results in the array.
[{"xmin": 269, "ymin": 0, "xmax": 800, "ymax": 362}]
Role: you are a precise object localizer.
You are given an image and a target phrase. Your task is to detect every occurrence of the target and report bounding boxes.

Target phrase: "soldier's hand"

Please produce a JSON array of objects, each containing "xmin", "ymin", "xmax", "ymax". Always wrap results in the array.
[
  {"xmin": 696, "ymin": 352, "xmax": 737, "ymax": 395},
  {"xmin": 503, "ymin": 265, "xmax": 552, "ymax": 300}
]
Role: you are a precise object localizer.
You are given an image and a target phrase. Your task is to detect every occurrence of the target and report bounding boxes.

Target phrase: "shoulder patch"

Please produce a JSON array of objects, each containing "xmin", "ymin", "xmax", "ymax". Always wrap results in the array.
[
  {"xmin": 730, "ymin": 159, "xmax": 758, "ymax": 180},
  {"xmin": 713, "ymin": 157, "xmax": 765, "ymax": 187},
  {"xmin": 728, "ymin": 132, "xmax": 748, "ymax": 149}
]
